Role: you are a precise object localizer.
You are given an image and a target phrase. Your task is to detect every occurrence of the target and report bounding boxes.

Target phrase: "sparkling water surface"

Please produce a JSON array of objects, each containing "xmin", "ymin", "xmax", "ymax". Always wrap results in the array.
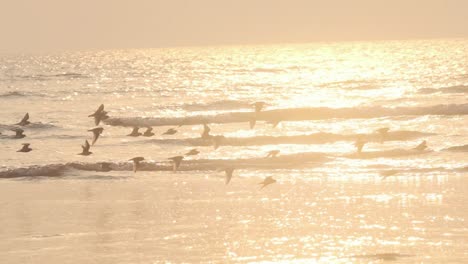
[{"xmin": 0, "ymin": 39, "xmax": 467, "ymax": 263}]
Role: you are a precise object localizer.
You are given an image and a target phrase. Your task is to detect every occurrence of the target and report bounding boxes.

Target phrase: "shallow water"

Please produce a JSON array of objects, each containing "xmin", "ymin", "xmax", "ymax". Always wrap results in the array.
[{"xmin": 0, "ymin": 39, "xmax": 467, "ymax": 263}]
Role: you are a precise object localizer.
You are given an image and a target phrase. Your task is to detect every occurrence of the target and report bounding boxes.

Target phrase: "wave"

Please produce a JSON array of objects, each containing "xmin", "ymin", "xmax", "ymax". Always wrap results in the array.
[
  {"xmin": 0, "ymin": 122, "xmax": 57, "ymax": 132},
  {"xmin": 442, "ymin": 144, "xmax": 468, "ymax": 152},
  {"xmin": 181, "ymin": 100, "xmax": 252, "ymax": 111},
  {"xmin": 0, "ymin": 91, "xmax": 28, "ymax": 98},
  {"xmin": 0, "ymin": 153, "xmax": 328, "ymax": 178},
  {"xmin": 103, "ymin": 103, "xmax": 468, "ymax": 127},
  {"xmin": 343, "ymin": 148, "xmax": 432, "ymax": 159},
  {"xmin": 141, "ymin": 130, "xmax": 434, "ymax": 147},
  {"xmin": 10, "ymin": 72, "xmax": 88, "ymax": 81},
  {"xmin": 418, "ymin": 85, "xmax": 468, "ymax": 94}
]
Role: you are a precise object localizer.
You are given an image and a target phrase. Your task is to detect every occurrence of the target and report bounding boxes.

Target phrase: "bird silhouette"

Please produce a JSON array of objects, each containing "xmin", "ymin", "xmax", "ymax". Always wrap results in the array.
[
  {"xmin": 17, "ymin": 143, "xmax": 32, "ymax": 152},
  {"xmin": 143, "ymin": 127, "xmax": 155, "ymax": 137},
  {"xmin": 78, "ymin": 140, "xmax": 92, "ymax": 156},
  {"xmin": 88, "ymin": 127, "xmax": 104, "ymax": 145},
  {"xmin": 127, "ymin": 127, "xmax": 142, "ymax": 137},
  {"xmin": 129, "ymin": 157, "xmax": 145, "ymax": 173},
  {"xmin": 259, "ymin": 176, "xmax": 276, "ymax": 189},
  {"xmin": 168, "ymin": 156, "xmax": 184, "ymax": 171},
  {"xmin": 16, "ymin": 113, "xmax": 30, "ymax": 126}
]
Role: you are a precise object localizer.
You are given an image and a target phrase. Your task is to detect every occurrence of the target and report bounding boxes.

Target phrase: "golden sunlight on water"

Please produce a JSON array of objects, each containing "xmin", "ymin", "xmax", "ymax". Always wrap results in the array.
[{"xmin": 0, "ymin": 39, "xmax": 467, "ymax": 263}]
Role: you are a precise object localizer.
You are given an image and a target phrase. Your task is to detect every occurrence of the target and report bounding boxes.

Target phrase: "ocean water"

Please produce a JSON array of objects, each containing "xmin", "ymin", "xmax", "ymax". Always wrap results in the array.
[{"xmin": 0, "ymin": 39, "xmax": 467, "ymax": 263}]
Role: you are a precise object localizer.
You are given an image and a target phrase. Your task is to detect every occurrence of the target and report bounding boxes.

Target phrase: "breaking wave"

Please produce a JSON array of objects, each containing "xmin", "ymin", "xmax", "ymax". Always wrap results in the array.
[
  {"xmin": 442, "ymin": 144, "xmax": 468, "ymax": 152},
  {"xmin": 418, "ymin": 85, "xmax": 468, "ymax": 94},
  {"xmin": 0, "ymin": 152, "xmax": 328, "ymax": 178},
  {"xmin": 141, "ymin": 130, "xmax": 434, "ymax": 147},
  {"xmin": 11, "ymin": 72, "xmax": 88, "ymax": 81},
  {"xmin": 181, "ymin": 100, "xmax": 253, "ymax": 111},
  {"xmin": 103, "ymin": 103, "xmax": 468, "ymax": 127}
]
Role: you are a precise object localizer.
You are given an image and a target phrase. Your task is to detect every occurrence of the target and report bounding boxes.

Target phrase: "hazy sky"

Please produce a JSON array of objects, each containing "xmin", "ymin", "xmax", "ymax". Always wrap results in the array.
[{"xmin": 1, "ymin": 0, "xmax": 467, "ymax": 52}]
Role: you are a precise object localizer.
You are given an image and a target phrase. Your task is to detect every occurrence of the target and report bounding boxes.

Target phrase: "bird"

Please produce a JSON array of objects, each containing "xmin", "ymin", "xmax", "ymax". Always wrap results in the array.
[
  {"xmin": 212, "ymin": 135, "xmax": 224, "ymax": 150},
  {"xmin": 78, "ymin": 140, "xmax": 92, "ymax": 156},
  {"xmin": 224, "ymin": 168, "xmax": 234, "ymax": 184},
  {"xmin": 380, "ymin": 170, "xmax": 398, "ymax": 180},
  {"xmin": 88, "ymin": 104, "xmax": 108, "ymax": 125},
  {"xmin": 89, "ymin": 104, "xmax": 104, "ymax": 118},
  {"xmin": 413, "ymin": 140, "xmax": 427, "ymax": 151},
  {"xmin": 143, "ymin": 127, "xmax": 155, "ymax": 137},
  {"xmin": 88, "ymin": 127, "xmax": 104, "ymax": 145},
  {"xmin": 185, "ymin": 148, "xmax": 200, "ymax": 156},
  {"xmin": 266, "ymin": 150, "xmax": 280, "ymax": 158},
  {"xmin": 162, "ymin": 128, "xmax": 177, "ymax": 135},
  {"xmin": 12, "ymin": 128, "xmax": 26, "ymax": 139},
  {"xmin": 129, "ymin": 157, "xmax": 144, "ymax": 173},
  {"xmin": 168, "ymin": 156, "xmax": 184, "ymax": 171},
  {"xmin": 249, "ymin": 117, "xmax": 256, "ymax": 129},
  {"xmin": 16, "ymin": 113, "xmax": 30, "ymax": 126},
  {"xmin": 17, "ymin": 143, "xmax": 32, "ymax": 152},
  {"xmin": 259, "ymin": 176, "xmax": 276, "ymax": 189},
  {"xmin": 354, "ymin": 137, "xmax": 366, "ymax": 154},
  {"xmin": 375, "ymin": 127, "xmax": 390, "ymax": 143},
  {"xmin": 253, "ymin": 102, "xmax": 265, "ymax": 113},
  {"xmin": 127, "ymin": 127, "xmax": 142, "ymax": 137},
  {"xmin": 267, "ymin": 119, "xmax": 281, "ymax": 128},
  {"xmin": 201, "ymin": 123, "xmax": 211, "ymax": 139}
]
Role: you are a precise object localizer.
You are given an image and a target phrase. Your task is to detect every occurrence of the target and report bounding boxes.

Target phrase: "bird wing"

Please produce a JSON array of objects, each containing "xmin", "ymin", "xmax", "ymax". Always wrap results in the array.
[
  {"xmin": 249, "ymin": 119, "xmax": 256, "ymax": 129},
  {"xmin": 225, "ymin": 169, "xmax": 233, "ymax": 184},
  {"xmin": 21, "ymin": 113, "xmax": 29, "ymax": 123}
]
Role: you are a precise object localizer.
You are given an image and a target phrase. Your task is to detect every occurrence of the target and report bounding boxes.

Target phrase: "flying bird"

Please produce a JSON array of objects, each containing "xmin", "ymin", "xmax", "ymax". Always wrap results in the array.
[
  {"xmin": 127, "ymin": 127, "xmax": 142, "ymax": 137},
  {"xmin": 249, "ymin": 117, "xmax": 256, "ymax": 129},
  {"xmin": 267, "ymin": 119, "xmax": 281, "ymax": 128},
  {"xmin": 168, "ymin": 156, "xmax": 184, "ymax": 171},
  {"xmin": 12, "ymin": 128, "xmax": 26, "ymax": 139},
  {"xmin": 185, "ymin": 148, "xmax": 200, "ymax": 156},
  {"xmin": 253, "ymin": 102, "xmax": 265, "ymax": 113},
  {"xmin": 413, "ymin": 140, "xmax": 428, "ymax": 151},
  {"xmin": 259, "ymin": 176, "xmax": 276, "ymax": 189},
  {"xmin": 375, "ymin": 127, "xmax": 390, "ymax": 143},
  {"xmin": 88, "ymin": 104, "xmax": 108, "ymax": 125},
  {"xmin": 16, "ymin": 113, "xmax": 30, "ymax": 126},
  {"xmin": 129, "ymin": 157, "xmax": 145, "ymax": 173},
  {"xmin": 266, "ymin": 150, "xmax": 280, "ymax": 158},
  {"xmin": 17, "ymin": 143, "xmax": 32, "ymax": 152},
  {"xmin": 143, "ymin": 127, "xmax": 155, "ymax": 137},
  {"xmin": 225, "ymin": 168, "xmax": 234, "ymax": 185},
  {"xmin": 89, "ymin": 104, "xmax": 104, "ymax": 118},
  {"xmin": 88, "ymin": 127, "xmax": 104, "ymax": 145},
  {"xmin": 78, "ymin": 140, "xmax": 92, "ymax": 156},
  {"xmin": 162, "ymin": 128, "xmax": 177, "ymax": 135},
  {"xmin": 201, "ymin": 123, "xmax": 211, "ymax": 139},
  {"xmin": 354, "ymin": 137, "xmax": 366, "ymax": 154},
  {"xmin": 380, "ymin": 170, "xmax": 398, "ymax": 180},
  {"xmin": 212, "ymin": 135, "xmax": 224, "ymax": 150}
]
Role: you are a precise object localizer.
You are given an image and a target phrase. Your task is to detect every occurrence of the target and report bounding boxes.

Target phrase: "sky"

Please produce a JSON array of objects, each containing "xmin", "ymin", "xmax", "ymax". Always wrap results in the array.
[{"xmin": 1, "ymin": 0, "xmax": 467, "ymax": 52}]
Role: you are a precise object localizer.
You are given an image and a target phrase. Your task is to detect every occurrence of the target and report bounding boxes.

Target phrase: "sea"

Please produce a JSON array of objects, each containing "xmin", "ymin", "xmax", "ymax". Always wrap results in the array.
[{"xmin": 0, "ymin": 39, "xmax": 467, "ymax": 263}]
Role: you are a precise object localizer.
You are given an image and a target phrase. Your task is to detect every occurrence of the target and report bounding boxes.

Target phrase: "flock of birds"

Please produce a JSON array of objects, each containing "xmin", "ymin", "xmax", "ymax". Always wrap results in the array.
[
  {"xmin": 1, "ymin": 102, "xmax": 277, "ymax": 188},
  {"xmin": 2, "ymin": 101, "xmax": 429, "ymax": 184}
]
